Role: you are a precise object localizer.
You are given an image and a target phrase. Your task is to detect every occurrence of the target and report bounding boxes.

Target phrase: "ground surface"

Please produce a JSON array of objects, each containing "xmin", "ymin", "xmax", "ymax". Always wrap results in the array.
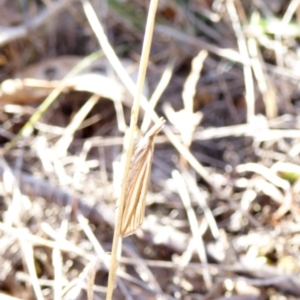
[{"xmin": 1, "ymin": 0, "xmax": 300, "ymax": 299}]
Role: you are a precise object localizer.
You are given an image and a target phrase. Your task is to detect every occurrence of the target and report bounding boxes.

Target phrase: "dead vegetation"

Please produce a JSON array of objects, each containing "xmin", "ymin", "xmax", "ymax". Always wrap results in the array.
[{"xmin": 1, "ymin": 0, "xmax": 300, "ymax": 299}]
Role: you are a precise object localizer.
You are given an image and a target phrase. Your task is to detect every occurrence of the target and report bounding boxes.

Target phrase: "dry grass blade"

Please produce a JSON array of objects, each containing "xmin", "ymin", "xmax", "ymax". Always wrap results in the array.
[
  {"xmin": 121, "ymin": 117, "xmax": 166, "ymax": 237},
  {"xmin": 141, "ymin": 57, "xmax": 176, "ymax": 133},
  {"xmin": 172, "ymin": 170, "xmax": 212, "ymax": 288},
  {"xmin": 122, "ymin": 243, "xmax": 164, "ymax": 297},
  {"xmin": 86, "ymin": 258, "xmax": 99, "ymax": 300},
  {"xmin": 54, "ymin": 94, "xmax": 100, "ymax": 157},
  {"xmin": 0, "ymin": 0, "xmax": 76, "ymax": 46},
  {"xmin": 76, "ymin": 213, "xmax": 132, "ymax": 299},
  {"xmin": 226, "ymin": 0, "xmax": 255, "ymax": 122},
  {"xmin": 19, "ymin": 240, "xmax": 44, "ymax": 300}
]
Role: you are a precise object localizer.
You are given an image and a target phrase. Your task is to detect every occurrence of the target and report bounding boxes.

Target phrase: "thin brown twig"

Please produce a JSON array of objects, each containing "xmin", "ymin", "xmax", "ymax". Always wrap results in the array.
[{"xmin": 81, "ymin": 0, "xmax": 161, "ymax": 298}]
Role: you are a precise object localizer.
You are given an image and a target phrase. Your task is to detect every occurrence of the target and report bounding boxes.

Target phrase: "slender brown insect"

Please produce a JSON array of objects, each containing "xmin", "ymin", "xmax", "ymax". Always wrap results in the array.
[{"xmin": 121, "ymin": 117, "xmax": 166, "ymax": 237}]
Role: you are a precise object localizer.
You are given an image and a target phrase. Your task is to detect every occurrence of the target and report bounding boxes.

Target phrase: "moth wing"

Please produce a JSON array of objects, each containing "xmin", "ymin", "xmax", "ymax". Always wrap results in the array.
[
  {"xmin": 135, "ymin": 145, "xmax": 153, "ymax": 226},
  {"xmin": 120, "ymin": 117, "xmax": 165, "ymax": 237},
  {"xmin": 125, "ymin": 146, "xmax": 154, "ymax": 236},
  {"xmin": 121, "ymin": 144, "xmax": 149, "ymax": 236}
]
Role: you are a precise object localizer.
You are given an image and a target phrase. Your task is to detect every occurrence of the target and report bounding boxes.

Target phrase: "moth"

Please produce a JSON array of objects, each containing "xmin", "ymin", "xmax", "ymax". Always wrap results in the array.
[{"xmin": 121, "ymin": 117, "xmax": 166, "ymax": 237}]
